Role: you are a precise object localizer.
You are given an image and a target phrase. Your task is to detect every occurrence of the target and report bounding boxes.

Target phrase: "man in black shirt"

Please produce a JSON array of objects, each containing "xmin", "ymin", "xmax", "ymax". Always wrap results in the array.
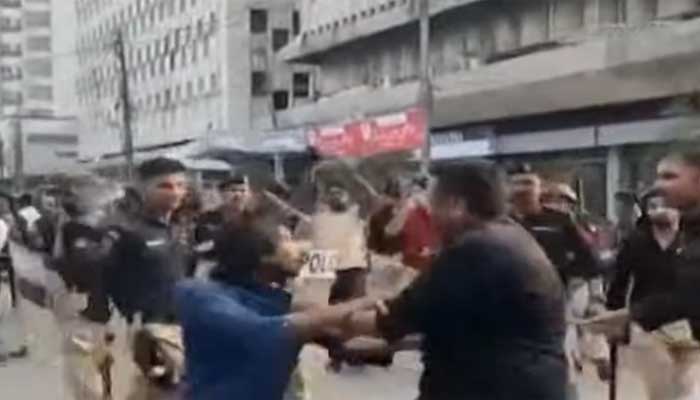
[{"xmin": 345, "ymin": 161, "xmax": 567, "ymax": 400}]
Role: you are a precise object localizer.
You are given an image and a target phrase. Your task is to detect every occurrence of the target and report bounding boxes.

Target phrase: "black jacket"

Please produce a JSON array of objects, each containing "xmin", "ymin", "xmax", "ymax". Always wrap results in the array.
[
  {"xmin": 632, "ymin": 211, "xmax": 700, "ymax": 337},
  {"xmin": 516, "ymin": 208, "xmax": 601, "ymax": 283},
  {"xmin": 607, "ymin": 224, "xmax": 680, "ymax": 310},
  {"xmin": 104, "ymin": 214, "xmax": 190, "ymax": 323}
]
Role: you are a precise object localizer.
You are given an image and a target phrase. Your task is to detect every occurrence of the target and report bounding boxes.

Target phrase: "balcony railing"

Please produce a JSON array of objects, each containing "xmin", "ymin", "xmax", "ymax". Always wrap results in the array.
[
  {"xmin": 0, "ymin": 0, "xmax": 22, "ymax": 9},
  {"xmin": 1, "ymin": 71, "xmax": 21, "ymax": 80},
  {"xmin": 0, "ymin": 46, "xmax": 22, "ymax": 56},
  {"xmin": 1, "ymin": 90, "xmax": 22, "ymax": 105},
  {"xmin": 0, "ymin": 20, "xmax": 21, "ymax": 32}
]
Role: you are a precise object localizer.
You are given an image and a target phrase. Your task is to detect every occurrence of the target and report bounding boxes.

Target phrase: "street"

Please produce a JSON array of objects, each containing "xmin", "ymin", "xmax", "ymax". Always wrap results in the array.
[
  {"xmin": 0, "ymin": 300, "xmax": 644, "ymax": 400},
  {"xmin": 0, "ymin": 248, "xmax": 646, "ymax": 400}
]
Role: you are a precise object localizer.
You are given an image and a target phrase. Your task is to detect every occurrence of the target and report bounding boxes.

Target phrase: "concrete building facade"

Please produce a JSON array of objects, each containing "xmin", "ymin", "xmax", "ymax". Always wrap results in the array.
[
  {"xmin": 277, "ymin": 0, "xmax": 700, "ymax": 218},
  {"xmin": 0, "ymin": 115, "xmax": 80, "ymax": 181},
  {"xmin": 74, "ymin": 0, "xmax": 314, "ymax": 161},
  {"xmin": 0, "ymin": 0, "xmax": 82, "ymax": 183},
  {"xmin": 0, "ymin": 0, "xmax": 54, "ymax": 116}
]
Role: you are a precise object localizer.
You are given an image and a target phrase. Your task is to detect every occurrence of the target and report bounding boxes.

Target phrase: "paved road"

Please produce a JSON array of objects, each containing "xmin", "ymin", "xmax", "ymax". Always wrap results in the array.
[
  {"xmin": 0, "ymin": 245, "xmax": 646, "ymax": 400},
  {"xmin": 0, "ymin": 289, "xmax": 646, "ymax": 399}
]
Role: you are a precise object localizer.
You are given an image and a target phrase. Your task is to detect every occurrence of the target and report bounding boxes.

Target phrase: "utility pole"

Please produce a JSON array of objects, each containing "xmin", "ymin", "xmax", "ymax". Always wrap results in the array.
[
  {"xmin": 114, "ymin": 31, "xmax": 135, "ymax": 181},
  {"xmin": 418, "ymin": 0, "xmax": 432, "ymax": 175},
  {"xmin": 0, "ymin": 137, "xmax": 4, "ymax": 180},
  {"xmin": 12, "ymin": 116, "xmax": 23, "ymax": 191}
]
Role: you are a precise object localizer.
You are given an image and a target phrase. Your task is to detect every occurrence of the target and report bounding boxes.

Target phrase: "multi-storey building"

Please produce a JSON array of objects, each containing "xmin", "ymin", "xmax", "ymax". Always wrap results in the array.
[
  {"xmin": 74, "ymin": 0, "xmax": 315, "ymax": 162},
  {"xmin": 0, "ymin": 0, "xmax": 53, "ymax": 116},
  {"xmin": 278, "ymin": 0, "xmax": 700, "ymax": 218},
  {"xmin": 0, "ymin": 0, "xmax": 80, "ymax": 183}
]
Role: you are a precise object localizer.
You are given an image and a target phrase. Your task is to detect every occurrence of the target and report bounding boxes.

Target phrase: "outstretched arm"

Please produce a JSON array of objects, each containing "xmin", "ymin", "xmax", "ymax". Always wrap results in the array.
[
  {"xmin": 284, "ymin": 297, "xmax": 382, "ymax": 343},
  {"xmin": 262, "ymin": 190, "xmax": 312, "ymax": 225}
]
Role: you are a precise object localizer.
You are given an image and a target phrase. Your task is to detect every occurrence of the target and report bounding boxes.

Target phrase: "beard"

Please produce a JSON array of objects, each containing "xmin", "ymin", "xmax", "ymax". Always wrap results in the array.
[{"xmin": 329, "ymin": 201, "xmax": 348, "ymax": 213}]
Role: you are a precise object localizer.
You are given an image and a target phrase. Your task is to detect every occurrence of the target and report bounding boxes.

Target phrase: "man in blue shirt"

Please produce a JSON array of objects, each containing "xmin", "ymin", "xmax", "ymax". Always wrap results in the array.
[{"xmin": 176, "ymin": 224, "xmax": 376, "ymax": 400}]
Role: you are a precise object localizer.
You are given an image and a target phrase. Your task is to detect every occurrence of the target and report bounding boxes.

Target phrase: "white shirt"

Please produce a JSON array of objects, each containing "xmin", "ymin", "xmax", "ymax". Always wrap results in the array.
[{"xmin": 311, "ymin": 206, "xmax": 367, "ymax": 270}]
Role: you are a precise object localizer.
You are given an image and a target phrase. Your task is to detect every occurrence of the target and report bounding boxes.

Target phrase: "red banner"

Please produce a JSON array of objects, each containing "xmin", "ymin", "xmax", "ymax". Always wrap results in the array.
[{"xmin": 308, "ymin": 108, "xmax": 427, "ymax": 158}]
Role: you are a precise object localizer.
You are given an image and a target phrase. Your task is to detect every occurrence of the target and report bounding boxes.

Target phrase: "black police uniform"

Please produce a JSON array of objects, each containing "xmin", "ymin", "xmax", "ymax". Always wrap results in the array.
[
  {"xmin": 54, "ymin": 221, "xmax": 112, "ymax": 323},
  {"xmin": 516, "ymin": 207, "xmax": 601, "ymax": 283},
  {"xmin": 632, "ymin": 211, "xmax": 700, "ymax": 338},
  {"xmin": 193, "ymin": 209, "xmax": 224, "ymax": 258},
  {"xmin": 104, "ymin": 214, "xmax": 190, "ymax": 324}
]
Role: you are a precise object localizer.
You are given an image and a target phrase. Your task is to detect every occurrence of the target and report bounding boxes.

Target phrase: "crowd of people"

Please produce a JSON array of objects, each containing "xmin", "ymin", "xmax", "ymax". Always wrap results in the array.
[{"xmin": 0, "ymin": 148, "xmax": 699, "ymax": 400}]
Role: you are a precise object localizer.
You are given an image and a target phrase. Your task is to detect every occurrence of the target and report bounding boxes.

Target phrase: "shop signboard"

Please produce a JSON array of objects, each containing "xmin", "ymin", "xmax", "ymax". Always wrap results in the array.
[{"xmin": 308, "ymin": 107, "xmax": 427, "ymax": 158}]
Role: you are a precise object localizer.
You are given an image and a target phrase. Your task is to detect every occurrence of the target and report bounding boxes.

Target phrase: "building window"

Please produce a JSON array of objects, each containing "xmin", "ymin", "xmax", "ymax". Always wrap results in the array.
[
  {"xmin": 552, "ymin": 0, "xmax": 584, "ymax": 35},
  {"xmin": 599, "ymin": 0, "xmax": 627, "ymax": 24},
  {"xmin": 158, "ymin": 3, "xmax": 166, "ymax": 21},
  {"xmin": 292, "ymin": 11, "xmax": 301, "ymax": 35},
  {"xmin": 197, "ymin": 76, "xmax": 205, "ymax": 93},
  {"xmin": 273, "ymin": 90, "xmax": 289, "ymax": 110},
  {"xmin": 210, "ymin": 73, "xmax": 218, "ymax": 92},
  {"xmin": 197, "ymin": 18, "xmax": 204, "ymax": 36},
  {"xmin": 168, "ymin": 0, "xmax": 175, "ymax": 17},
  {"xmin": 251, "ymin": 71, "xmax": 267, "ymax": 96},
  {"xmin": 272, "ymin": 29, "xmax": 290, "ymax": 51},
  {"xmin": 26, "ymin": 85, "xmax": 53, "ymax": 101},
  {"xmin": 210, "ymin": 12, "xmax": 218, "ymax": 31},
  {"xmin": 180, "ymin": 48, "xmax": 188, "ymax": 67},
  {"xmin": 191, "ymin": 42, "xmax": 198, "ymax": 63},
  {"xmin": 250, "ymin": 9, "xmax": 268, "ymax": 33},
  {"xmin": 184, "ymin": 25, "xmax": 192, "ymax": 43},
  {"xmin": 26, "ymin": 134, "xmax": 77, "ymax": 145},
  {"xmin": 180, "ymin": 0, "xmax": 186, "ymax": 12},
  {"xmin": 25, "ymin": 10, "xmax": 51, "ymax": 29},
  {"xmin": 186, "ymin": 81, "xmax": 193, "ymax": 99},
  {"xmin": 293, "ymin": 72, "xmax": 310, "ymax": 98},
  {"xmin": 175, "ymin": 84, "xmax": 181, "ymax": 102},
  {"xmin": 203, "ymin": 36, "xmax": 211, "ymax": 57},
  {"xmin": 251, "ymin": 48, "xmax": 267, "ymax": 70}
]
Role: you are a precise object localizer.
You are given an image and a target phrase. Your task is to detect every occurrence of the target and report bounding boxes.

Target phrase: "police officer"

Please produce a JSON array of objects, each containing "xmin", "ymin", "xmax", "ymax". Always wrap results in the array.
[
  {"xmin": 509, "ymin": 165, "xmax": 600, "ymax": 283},
  {"xmin": 52, "ymin": 176, "xmax": 122, "ymax": 399},
  {"xmin": 55, "ymin": 176, "xmax": 122, "ymax": 323},
  {"xmin": 194, "ymin": 174, "xmax": 252, "ymax": 257},
  {"xmin": 102, "ymin": 158, "xmax": 191, "ymax": 396},
  {"xmin": 589, "ymin": 149, "xmax": 700, "ymax": 400},
  {"xmin": 105, "ymin": 158, "xmax": 190, "ymax": 323},
  {"xmin": 508, "ymin": 165, "xmax": 602, "ymax": 400}
]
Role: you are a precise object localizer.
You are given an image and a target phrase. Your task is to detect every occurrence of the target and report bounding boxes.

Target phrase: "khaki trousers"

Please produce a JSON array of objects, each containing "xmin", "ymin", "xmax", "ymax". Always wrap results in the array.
[{"xmin": 622, "ymin": 325, "xmax": 700, "ymax": 400}]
